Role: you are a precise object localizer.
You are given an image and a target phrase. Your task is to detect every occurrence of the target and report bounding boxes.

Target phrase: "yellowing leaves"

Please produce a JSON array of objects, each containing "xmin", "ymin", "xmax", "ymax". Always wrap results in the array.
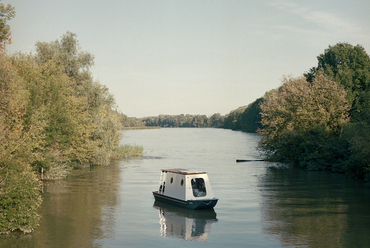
[{"xmin": 260, "ymin": 74, "xmax": 349, "ymax": 139}]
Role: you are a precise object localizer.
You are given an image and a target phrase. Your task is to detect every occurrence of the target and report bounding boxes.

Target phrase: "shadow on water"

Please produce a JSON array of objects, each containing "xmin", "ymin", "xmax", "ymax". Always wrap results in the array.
[
  {"xmin": 153, "ymin": 200, "xmax": 218, "ymax": 241},
  {"xmin": 0, "ymin": 161, "xmax": 122, "ymax": 248},
  {"xmin": 258, "ymin": 164, "xmax": 370, "ymax": 248}
]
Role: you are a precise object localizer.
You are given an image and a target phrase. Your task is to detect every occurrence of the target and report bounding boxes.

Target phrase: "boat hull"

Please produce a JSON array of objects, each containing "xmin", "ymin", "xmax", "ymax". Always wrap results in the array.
[{"xmin": 153, "ymin": 191, "xmax": 218, "ymax": 210}]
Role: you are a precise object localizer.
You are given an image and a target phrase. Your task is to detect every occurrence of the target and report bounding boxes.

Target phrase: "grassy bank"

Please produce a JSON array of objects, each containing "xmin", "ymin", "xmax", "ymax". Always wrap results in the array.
[
  {"xmin": 40, "ymin": 144, "xmax": 144, "ymax": 180},
  {"xmin": 111, "ymin": 144, "xmax": 144, "ymax": 159}
]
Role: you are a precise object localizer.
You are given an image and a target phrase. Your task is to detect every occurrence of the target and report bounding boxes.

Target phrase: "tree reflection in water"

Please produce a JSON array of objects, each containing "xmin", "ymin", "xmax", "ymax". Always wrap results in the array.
[
  {"xmin": 259, "ymin": 164, "xmax": 370, "ymax": 248},
  {"xmin": 0, "ymin": 161, "xmax": 121, "ymax": 248}
]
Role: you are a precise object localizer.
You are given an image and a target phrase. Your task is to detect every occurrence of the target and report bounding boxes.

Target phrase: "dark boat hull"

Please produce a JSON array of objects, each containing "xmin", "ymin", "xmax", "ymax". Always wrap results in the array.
[{"xmin": 153, "ymin": 191, "xmax": 218, "ymax": 210}]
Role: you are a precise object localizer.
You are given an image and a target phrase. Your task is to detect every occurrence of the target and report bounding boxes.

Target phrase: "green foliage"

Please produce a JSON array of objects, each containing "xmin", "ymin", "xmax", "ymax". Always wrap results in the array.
[
  {"xmin": 305, "ymin": 43, "xmax": 370, "ymax": 120},
  {"xmin": 0, "ymin": 9, "xmax": 135, "ymax": 233},
  {"xmin": 238, "ymin": 98, "xmax": 263, "ymax": 132},
  {"xmin": 34, "ymin": 31, "xmax": 94, "ymax": 79},
  {"xmin": 0, "ymin": 53, "xmax": 43, "ymax": 234},
  {"xmin": 38, "ymin": 32, "xmax": 123, "ymax": 166},
  {"xmin": 221, "ymin": 98, "xmax": 263, "ymax": 133},
  {"xmin": 259, "ymin": 75, "xmax": 349, "ymax": 138},
  {"xmin": 342, "ymin": 108, "xmax": 370, "ymax": 181},
  {"xmin": 14, "ymin": 32, "xmax": 123, "ymax": 168},
  {"xmin": 141, "ymin": 113, "xmax": 223, "ymax": 128},
  {"xmin": 208, "ymin": 113, "xmax": 224, "ymax": 128},
  {"xmin": 0, "ymin": 3, "xmax": 15, "ymax": 51},
  {"xmin": 90, "ymin": 109, "xmax": 122, "ymax": 165},
  {"xmin": 111, "ymin": 144, "xmax": 143, "ymax": 159},
  {"xmin": 222, "ymin": 106, "xmax": 247, "ymax": 130},
  {"xmin": 11, "ymin": 53, "xmax": 99, "ymax": 171},
  {"xmin": 297, "ymin": 126, "xmax": 349, "ymax": 172},
  {"xmin": 120, "ymin": 113, "xmax": 145, "ymax": 127},
  {"xmin": 0, "ymin": 168, "xmax": 42, "ymax": 234},
  {"xmin": 300, "ymin": 42, "xmax": 370, "ymax": 183},
  {"xmin": 258, "ymin": 74, "xmax": 350, "ymax": 167}
]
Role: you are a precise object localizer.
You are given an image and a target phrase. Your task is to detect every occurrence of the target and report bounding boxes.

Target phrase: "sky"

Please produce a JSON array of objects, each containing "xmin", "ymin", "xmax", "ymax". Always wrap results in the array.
[{"xmin": 3, "ymin": 0, "xmax": 370, "ymax": 117}]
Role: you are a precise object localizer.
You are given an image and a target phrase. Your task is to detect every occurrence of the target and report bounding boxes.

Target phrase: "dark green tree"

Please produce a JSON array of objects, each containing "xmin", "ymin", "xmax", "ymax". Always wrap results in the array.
[
  {"xmin": 222, "ymin": 106, "xmax": 247, "ymax": 130},
  {"xmin": 238, "ymin": 98, "xmax": 263, "ymax": 133},
  {"xmin": 305, "ymin": 43, "xmax": 370, "ymax": 120},
  {"xmin": 208, "ymin": 113, "xmax": 224, "ymax": 128}
]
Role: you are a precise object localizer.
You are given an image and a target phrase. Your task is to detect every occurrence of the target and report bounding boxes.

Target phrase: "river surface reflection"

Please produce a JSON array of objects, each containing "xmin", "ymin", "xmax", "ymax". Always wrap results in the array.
[
  {"xmin": 153, "ymin": 200, "xmax": 218, "ymax": 241},
  {"xmin": 1, "ymin": 128, "xmax": 370, "ymax": 247}
]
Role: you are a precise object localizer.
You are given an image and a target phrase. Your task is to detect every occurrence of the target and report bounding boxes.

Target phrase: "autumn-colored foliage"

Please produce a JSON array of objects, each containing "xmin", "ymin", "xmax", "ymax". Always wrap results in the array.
[{"xmin": 0, "ymin": 53, "xmax": 43, "ymax": 233}]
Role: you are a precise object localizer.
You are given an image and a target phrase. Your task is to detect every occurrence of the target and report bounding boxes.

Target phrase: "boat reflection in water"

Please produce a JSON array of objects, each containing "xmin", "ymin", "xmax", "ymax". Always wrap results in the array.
[{"xmin": 153, "ymin": 200, "xmax": 218, "ymax": 241}]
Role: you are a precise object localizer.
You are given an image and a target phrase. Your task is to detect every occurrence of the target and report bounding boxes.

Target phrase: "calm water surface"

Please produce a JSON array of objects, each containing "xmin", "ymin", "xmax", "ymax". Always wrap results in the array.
[{"xmin": 2, "ymin": 128, "xmax": 370, "ymax": 247}]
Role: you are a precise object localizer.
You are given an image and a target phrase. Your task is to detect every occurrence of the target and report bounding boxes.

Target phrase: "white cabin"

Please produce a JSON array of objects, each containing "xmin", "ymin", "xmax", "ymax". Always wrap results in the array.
[{"xmin": 158, "ymin": 168, "xmax": 216, "ymax": 201}]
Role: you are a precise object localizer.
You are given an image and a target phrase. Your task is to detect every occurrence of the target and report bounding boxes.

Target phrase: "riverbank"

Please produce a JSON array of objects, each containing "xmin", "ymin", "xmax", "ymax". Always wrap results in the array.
[
  {"xmin": 121, "ymin": 126, "xmax": 161, "ymax": 130},
  {"xmin": 37, "ymin": 144, "xmax": 144, "ymax": 181},
  {"xmin": 111, "ymin": 144, "xmax": 144, "ymax": 159}
]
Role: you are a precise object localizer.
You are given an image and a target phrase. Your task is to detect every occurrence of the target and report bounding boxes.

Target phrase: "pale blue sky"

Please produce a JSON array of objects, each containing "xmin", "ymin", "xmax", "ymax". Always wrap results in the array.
[{"xmin": 4, "ymin": 0, "xmax": 370, "ymax": 117}]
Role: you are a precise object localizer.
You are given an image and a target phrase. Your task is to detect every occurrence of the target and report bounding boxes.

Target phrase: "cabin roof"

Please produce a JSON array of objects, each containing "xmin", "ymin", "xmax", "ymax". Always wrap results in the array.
[{"xmin": 161, "ymin": 168, "xmax": 207, "ymax": 175}]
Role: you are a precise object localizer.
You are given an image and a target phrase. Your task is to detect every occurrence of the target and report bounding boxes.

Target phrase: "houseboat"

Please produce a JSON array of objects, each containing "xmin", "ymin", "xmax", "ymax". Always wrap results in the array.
[{"xmin": 152, "ymin": 169, "xmax": 218, "ymax": 210}]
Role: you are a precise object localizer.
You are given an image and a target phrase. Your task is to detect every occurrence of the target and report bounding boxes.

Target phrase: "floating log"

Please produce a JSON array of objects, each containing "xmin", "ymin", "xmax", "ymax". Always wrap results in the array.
[{"xmin": 236, "ymin": 159, "xmax": 265, "ymax": 163}]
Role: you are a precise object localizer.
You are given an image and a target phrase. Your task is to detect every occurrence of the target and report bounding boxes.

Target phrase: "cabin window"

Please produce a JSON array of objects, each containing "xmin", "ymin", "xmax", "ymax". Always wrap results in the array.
[
  {"xmin": 170, "ymin": 177, "xmax": 173, "ymax": 184},
  {"xmin": 191, "ymin": 178, "xmax": 207, "ymax": 197},
  {"xmin": 181, "ymin": 179, "xmax": 184, "ymax": 186}
]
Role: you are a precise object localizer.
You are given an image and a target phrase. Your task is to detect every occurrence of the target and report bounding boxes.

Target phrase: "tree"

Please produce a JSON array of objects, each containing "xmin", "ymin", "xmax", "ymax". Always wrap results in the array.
[
  {"xmin": 33, "ymin": 32, "xmax": 121, "ymax": 166},
  {"xmin": 303, "ymin": 42, "xmax": 370, "ymax": 180},
  {"xmin": 12, "ymin": 53, "xmax": 99, "ymax": 173},
  {"xmin": 208, "ymin": 113, "xmax": 224, "ymax": 128},
  {"xmin": 342, "ymin": 104, "xmax": 370, "ymax": 183},
  {"xmin": 222, "ymin": 106, "xmax": 247, "ymax": 130},
  {"xmin": 238, "ymin": 98, "xmax": 263, "ymax": 133},
  {"xmin": 258, "ymin": 74, "xmax": 349, "ymax": 162},
  {"xmin": 34, "ymin": 31, "xmax": 94, "ymax": 79},
  {"xmin": 0, "ymin": 53, "xmax": 43, "ymax": 233},
  {"xmin": 305, "ymin": 43, "xmax": 370, "ymax": 120},
  {"xmin": 0, "ymin": 3, "xmax": 15, "ymax": 51}
]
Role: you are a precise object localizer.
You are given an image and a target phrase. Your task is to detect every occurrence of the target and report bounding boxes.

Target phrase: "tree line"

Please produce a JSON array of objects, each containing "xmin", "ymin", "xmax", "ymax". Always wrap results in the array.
[
  {"xmin": 0, "ymin": 4, "xmax": 141, "ymax": 234},
  {"xmin": 120, "ymin": 113, "xmax": 224, "ymax": 128},
  {"xmin": 119, "ymin": 104, "xmax": 260, "ymax": 131}
]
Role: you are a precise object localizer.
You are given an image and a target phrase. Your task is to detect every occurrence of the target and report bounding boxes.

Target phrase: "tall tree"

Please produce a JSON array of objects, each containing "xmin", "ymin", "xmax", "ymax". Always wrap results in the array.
[
  {"xmin": 33, "ymin": 32, "xmax": 121, "ymax": 166},
  {"xmin": 12, "ymin": 53, "xmax": 99, "ymax": 170},
  {"xmin": 304, "ymin": 43, "xmax": 370, "ymax": 120}
]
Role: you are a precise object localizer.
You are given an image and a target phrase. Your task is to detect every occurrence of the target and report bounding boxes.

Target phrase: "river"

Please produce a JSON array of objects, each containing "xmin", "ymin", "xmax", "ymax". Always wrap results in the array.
[{"xmin": 1, "ymin": 128, "xmax": 370, "ymax": 247}]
